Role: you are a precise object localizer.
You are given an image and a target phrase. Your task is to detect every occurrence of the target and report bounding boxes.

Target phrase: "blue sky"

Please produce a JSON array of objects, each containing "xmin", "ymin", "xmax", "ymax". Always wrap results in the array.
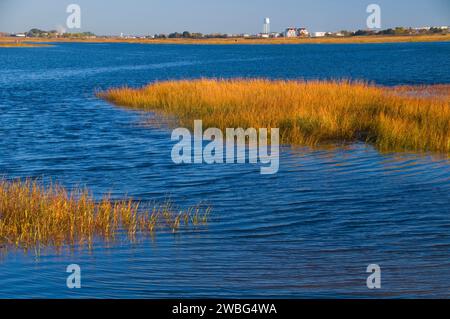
[{"xmin": 0, "ymin": 0, "xmax": 449, "ymax": 35}]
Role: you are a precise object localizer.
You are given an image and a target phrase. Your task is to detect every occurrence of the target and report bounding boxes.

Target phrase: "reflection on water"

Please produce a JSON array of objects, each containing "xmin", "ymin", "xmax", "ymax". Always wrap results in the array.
[{"xmin": 0, "ymin": 42, "xmax": 449, "ymax": 298}]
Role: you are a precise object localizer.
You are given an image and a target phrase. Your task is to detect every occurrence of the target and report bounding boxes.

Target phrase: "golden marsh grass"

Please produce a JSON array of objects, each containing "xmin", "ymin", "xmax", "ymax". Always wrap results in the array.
[
  {"xmin": 99, "ymin": 79, "xmax": 450, "ymax": 153},
  {"xmin": 0, "ymin": 179, "xmax": 211, "ymax": 250},
  {"xmin": 0, "ymin": 42, "xmax": 51, "ymax": 48}
]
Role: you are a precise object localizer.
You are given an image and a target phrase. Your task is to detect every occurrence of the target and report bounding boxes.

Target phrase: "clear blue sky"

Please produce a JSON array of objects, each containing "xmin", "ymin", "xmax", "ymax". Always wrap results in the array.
[{"xmin": 0, "ymin": 0, "xmax": 449, "ymax": 35}]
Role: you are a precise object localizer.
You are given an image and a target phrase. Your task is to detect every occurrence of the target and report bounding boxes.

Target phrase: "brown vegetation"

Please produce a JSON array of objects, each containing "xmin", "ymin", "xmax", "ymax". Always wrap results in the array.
[{"xmin": 0, "ymin": 179, "xmax": 211, "ymax": 250}]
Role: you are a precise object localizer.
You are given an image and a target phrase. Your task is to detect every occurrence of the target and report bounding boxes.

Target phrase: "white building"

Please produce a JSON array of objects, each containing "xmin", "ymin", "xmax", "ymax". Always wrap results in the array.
[
  {"xmin": 263, "ymin": 18, "xmax": 270, "ymax": 35},
  {"xmin": 285, "ymin": 28, "xmax": 298, "ymax": 38},
  {"xmin": 297, "ymin": 28, "xmax": 309, "ymax": 36},
  {"xmin": 284, "ymin": 27, "xmax": 310, "ymax": 38},
  {"xmin": 311, "ymin": 32, "xmax": 327, "ymax": 38}
]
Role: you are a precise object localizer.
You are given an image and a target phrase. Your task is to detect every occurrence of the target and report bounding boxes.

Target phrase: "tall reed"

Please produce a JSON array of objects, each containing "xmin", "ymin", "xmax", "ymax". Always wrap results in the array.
[
  {"xmin": 99, "ymin": 79, "xmax": 450, "ymax": 153},
  {"xmin": 0, "ymin": 179, "xmax": 211, "ymax": 250}
]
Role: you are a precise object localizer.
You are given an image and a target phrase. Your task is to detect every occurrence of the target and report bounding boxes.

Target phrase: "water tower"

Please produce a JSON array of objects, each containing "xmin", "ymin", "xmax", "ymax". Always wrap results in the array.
[{"xmin": 263, "ymin": 18, "xmax": 270, "ymax": 34}]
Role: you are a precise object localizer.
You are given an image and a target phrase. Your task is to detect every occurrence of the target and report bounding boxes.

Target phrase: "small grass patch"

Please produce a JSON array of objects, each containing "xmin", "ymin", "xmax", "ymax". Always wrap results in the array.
[
  {"xmin": 0, "ymin": 42, "xmax": 51, "ymax": 48},
  {"xmin": 0, "ymin": 179, "xmax": 211, "ymax": 251}
]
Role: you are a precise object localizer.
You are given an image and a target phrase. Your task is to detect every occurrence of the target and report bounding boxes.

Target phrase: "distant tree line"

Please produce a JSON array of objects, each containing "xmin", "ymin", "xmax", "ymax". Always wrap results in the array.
[
  {"xmin": 4, "ymin": 26, "xmax": 448, "ymax": 40},
  {"xmin": 24, "ymin": 28, "xmax": 95, "ymax": 38},
  {"xmin": 62, "ymin": 32, "xmax": 96, "ymax": 38},
  {"xmin": 352, "ymin": 26, "xmax": 448, "ymax": 37},
  {"xmin": 154, "ymin": 31, "xmax": 231, "ymax": 39},
  {"xmin": 155, "ymin": 27, "xmax": 448, "ymax": 39}
]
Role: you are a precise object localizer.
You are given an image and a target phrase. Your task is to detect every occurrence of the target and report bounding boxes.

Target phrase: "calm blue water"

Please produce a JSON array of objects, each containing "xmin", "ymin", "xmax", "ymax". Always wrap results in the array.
[{"xmin": 0, "ymin": 42, "xmax": 449, "ymax": 298}]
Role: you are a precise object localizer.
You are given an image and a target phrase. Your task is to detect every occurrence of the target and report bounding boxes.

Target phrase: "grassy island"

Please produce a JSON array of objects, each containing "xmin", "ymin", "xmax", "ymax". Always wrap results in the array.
[{"xmin": 99, "ymin": 79, "xmax": 450, "ymax": 153}]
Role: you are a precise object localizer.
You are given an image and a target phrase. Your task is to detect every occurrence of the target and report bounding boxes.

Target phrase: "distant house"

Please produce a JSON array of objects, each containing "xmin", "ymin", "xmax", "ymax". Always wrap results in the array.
[
  {"xmin": 284, "ymin": 27, "xmax": 309, "ymax": 38},
  {"xmin": 285, "ymin": 28, "xmax": 298, "ymax": 38},
  {"xmin": 311, "ymin": 32, "xmax": 327, "ymax": 38},
  {"xmin": 297, "ymin": 28, "xmax": 309, "ymax": 36}
]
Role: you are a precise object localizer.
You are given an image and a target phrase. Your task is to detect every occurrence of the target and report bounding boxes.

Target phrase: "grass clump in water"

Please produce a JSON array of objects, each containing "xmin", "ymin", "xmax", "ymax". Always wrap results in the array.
[
  {"xmin": 99, "ymin": 79, "xmax": 450, "ymax": 153},
  {"xmin": 0, "ymin": 179, "xmax": 211, "ymax": 250},
  {"xmin": 0, "ymin": 42, "xmax": 51, "ymax": 48}
]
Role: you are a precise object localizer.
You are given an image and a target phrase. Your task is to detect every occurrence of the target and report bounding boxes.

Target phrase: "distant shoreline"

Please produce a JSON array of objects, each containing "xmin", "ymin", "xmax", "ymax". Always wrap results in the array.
[{"xmin": 1, "ymin": 34, "xmax": 449, "ymax": 45}]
